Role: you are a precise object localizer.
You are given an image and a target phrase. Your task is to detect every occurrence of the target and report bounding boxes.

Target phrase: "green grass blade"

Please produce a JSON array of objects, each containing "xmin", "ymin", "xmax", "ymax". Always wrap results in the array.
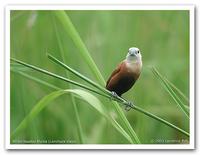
[
  {"xmin": 47, "ymin": 54, "xmax": 188, "ymax": 137},
  {"xmin": 73, "ymin": 90, "xmax": 132, "ymax": 143},
  {"xmin": 151, "ymin": 67, "xmax": 189, "ymax": 118},
  {"xmin": 164, "ymin": 77, "xmax": 189, "ymax": 105},
  {"xmin": 53, "ymin": 17, "xmax": 84, "ymax": 143},
  {"xmin": 133, "ymin": 105, "xmax": 189, "ymax": 137},
  {"xmin": 11, "ymin": 89, "xmax": 134, "ymax": 144},
  {"xmin": 47, "ymin": 53, "xmax": 142, "ymax": 142},
  {"xmin": 47, "ymin": 54, "xmax": 189, "ymax": 138},
  {"xmin": 11, "ymin": 70, "xmax": 61, "ymax": 90},
  {"xmin": 11, "ymin": 65, "xmax": 135, "ymax": 142},
  {"xmin": 11, "ymin": 62, "xmax": 32, "ymax": 72},
  {"xmin": 11, "ymin": 90, "xmax": 65, "ymax": 141},
  {"xmin": 10, "ymin": 58, "xmax": 110, "ymax": 99},
  {"xmin": 11, "ymin": 58, "xmax": 188, "ymax": 138},
  {"xmin": 53, "ymin": 11, "xmax": 105, "ymax": 86},
  {"xmin": 113, "ymin": 103, "xmax": 141, "ymax": 143},
  {"xmin": 110, "ymin": 119, "xmax": 135, "ymax": 144},
  {"xmin": 47, "ymin": 53, "xmax": 110, "ymax": 95},
  {"xmin": 11, "ymin": 59, "xmax": 135, "ymax": 142},
  {"xmin": 11, "ymin": 70, "xmax": 134, "ymax": 142},
  {"xmin": 47, "ymin": 54, "xmax": 133, "ymax": 106},
  {"xmin": 52, "ymin": 10, "xmax": 140, "ymax": 143}
]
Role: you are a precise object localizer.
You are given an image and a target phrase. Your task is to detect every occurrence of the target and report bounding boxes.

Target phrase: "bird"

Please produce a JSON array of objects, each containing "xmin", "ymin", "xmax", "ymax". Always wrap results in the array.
[{"xmin": 106, "ymin": 47, "xmax": 142, "ymax": 110}]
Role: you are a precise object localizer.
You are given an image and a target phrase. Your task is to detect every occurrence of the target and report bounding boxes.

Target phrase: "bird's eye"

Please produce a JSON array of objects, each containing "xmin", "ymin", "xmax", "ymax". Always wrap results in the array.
[{"xmin": 137, "ymin": 51, "xmax": 140, "ymax": 54}]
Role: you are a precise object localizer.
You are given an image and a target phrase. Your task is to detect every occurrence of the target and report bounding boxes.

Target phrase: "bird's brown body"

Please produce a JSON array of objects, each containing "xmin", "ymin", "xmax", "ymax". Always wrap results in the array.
[{"xmin": 106, "ymin": 47, "xmax": 142, "ymax": 97}]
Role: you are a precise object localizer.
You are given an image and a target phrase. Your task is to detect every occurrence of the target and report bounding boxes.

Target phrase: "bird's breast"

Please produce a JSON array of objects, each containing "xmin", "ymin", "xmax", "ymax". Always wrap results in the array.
[
  {"xmin": 106, "ymin": 59, "xmax": 142, "ymax": 96},
  {"xmin": 124, "ymin": 61, "xmax": 142, "ymax": 78}
]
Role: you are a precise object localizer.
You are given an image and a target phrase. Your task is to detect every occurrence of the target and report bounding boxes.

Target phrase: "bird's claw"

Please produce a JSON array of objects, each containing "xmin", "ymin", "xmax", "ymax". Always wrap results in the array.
[
  {"xmin": 124, "ymin": 101, "xmax": 134, "ymax": 111},
  {"xmin": 110, "ymin": 91, "xmax": 119, "ymax": 101},
  {"xmin": 110, "ymin": 92, "xmax": 134, "ymax": 111}
]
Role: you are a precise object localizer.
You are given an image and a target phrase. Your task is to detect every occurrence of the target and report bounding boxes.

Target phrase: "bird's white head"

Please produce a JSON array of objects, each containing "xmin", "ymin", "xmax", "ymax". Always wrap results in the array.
[{"xmin": 126, "ymin": 47, "xmax": 142, "ymax": 62}]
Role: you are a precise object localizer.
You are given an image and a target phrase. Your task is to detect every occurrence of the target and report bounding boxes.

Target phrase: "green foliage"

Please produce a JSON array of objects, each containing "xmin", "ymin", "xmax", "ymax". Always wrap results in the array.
[
  {"xmin": 151, "ymin": 67, "xmax": 189, "ymax": 118},
  {"xmin": 10, "ymin": 10, "xmax": 189, "ymax": 144},
  {"xmin": 11, "ymin": 56, "xmax": 189, "ymax": 138},
  {"xmin": 11, "ymin": 89, "xmax": 136, "ymax": 144},
  {"xmin": 11, "ymin": 57, "xmax": 141, "ymax": 143},
  {"xmin": 53, "ymin": 11, "xmax": 105, "ymax": 85},
  {"xmin": 52, "ymin": 11, "xmax": 140, "ymax": 143}
]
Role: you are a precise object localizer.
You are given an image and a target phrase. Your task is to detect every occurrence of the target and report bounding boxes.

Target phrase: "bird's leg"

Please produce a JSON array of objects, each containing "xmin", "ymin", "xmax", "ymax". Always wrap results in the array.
[
  {"xmin": 110, "ymin": 91, "xmax": 119, "ymax": 101},
  {"xmin": 110, "ymin": 92, "xmax": 134, "ymax": 111},
  {"xmin": 124, "ymin": 101, "xmax": 134, "ymax": 111}
]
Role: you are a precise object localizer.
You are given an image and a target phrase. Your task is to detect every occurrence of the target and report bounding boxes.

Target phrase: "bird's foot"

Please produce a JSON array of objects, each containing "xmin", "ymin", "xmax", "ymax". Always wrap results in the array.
[
  {"xmin": 124, "ymin": 101, "xmax": 134, "ymax": 111},
  {"xmin": 110, "ymin": 91, "xmax": 119, "ymax": 101}
]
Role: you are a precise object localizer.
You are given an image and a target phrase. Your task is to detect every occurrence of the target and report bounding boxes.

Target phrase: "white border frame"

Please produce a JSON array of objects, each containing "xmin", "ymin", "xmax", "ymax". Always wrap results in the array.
[{"xmin": 5, "ymin": 4, "xmax": 195, "ymax": 150}]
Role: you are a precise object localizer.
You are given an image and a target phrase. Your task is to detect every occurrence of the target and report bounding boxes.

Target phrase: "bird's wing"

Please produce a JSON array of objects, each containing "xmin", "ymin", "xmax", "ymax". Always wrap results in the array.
[{"xmin": 106, "ymin": 61, "xmax": 123, "ymax": 87}]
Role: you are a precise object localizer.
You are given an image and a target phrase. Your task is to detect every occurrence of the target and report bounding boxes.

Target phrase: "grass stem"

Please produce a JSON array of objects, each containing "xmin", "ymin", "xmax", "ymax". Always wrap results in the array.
[
  {"xmin": 151, "ymin": 67, "xmax": 189, "ymax": 118},
  {"xmin": 10, "ymin": 58, "xmax": 110, "ymax": 99},
  {"xmin": 11, "ymin": 58, "xmax": 189, "ymax": 137},
  {"xmin": 133, "ymin": 105, "xmax": 189, "ymax": 137},
  {"xmin": 53, "ymin": 18, "xmax": 84, "ymax": 143},
  {"xmin": 53, "ymin": 11, "xmax": 105, "ymax": 85},
  {"xmin": 53, "ymin": 10, "xmax": 140, "ymax": 143}
]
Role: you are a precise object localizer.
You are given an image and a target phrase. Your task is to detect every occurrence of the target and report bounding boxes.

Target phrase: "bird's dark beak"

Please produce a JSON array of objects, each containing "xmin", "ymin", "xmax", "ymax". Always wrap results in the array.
[{"xmin": 130, "ymin": 53, "xmax": 135, "ymax": 56}]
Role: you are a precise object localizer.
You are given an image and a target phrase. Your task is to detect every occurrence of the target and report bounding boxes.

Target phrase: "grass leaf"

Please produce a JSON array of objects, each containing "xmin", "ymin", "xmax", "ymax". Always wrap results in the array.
[
  {"xmin": 11, "ymin": 62, "xmax": 32, "ymax": 72},
  {"xmin": 52, "ymin": 10, "xmax": 141, "ymax": 143},
  {"xmin": 151, "ymin": 67, "xmax": 189, "ymax": 118},
  {"xmin": 53, "ymin": 16, "xmax": 84, "ymax": 143},
  {"xmin": 11, "ymin": 90, "xmax": 65, "ymax": 141},
  {"xmin": 164, "ymin": 77, "xmax": 189, "ymax": 105},
  {"xmin": 11, "ymin": 58, "xmax": 110, "ymax": 99},
  {"xmin": 11, "ymin": 70, "xmax": 61, "ymax": 90},
  {"xmin": 53, "ymin": 11, "xmax": 105, "ymax": 85},
  {"xmin": 11, "ymin": 58, "xmax": 189, "ymax": 138},
  {"xmin": 11, "ymin": 89, "xmax": 134, "ymax": 144}
]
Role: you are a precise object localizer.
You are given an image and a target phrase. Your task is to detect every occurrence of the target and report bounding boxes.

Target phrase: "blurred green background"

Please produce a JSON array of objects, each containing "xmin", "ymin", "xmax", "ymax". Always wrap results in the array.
[{"xmin": 10, "ymin": 10, "xmax": 189, "ymax": 144}]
